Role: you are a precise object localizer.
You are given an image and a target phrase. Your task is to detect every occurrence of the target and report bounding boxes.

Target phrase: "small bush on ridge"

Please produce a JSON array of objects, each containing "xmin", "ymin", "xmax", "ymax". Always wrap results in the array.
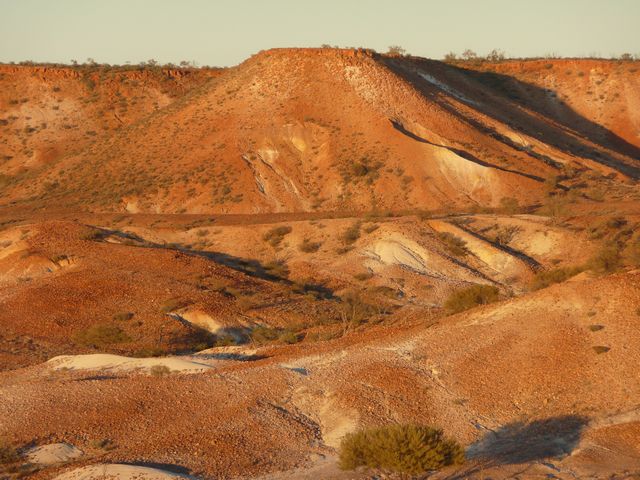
[
  {"xmin": 339, "ymin": 424, "xmax": 464, "ymax": 474},
  {"xmin": 444, "ymin": 284, "xmax": 500, "ymax": 314}
]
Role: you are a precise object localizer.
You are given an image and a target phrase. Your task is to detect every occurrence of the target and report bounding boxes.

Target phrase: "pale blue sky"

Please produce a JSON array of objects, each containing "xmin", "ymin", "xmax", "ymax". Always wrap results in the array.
[{"xmin": 1, "ymin": 0, "xmax": 638, "ymax": 66}]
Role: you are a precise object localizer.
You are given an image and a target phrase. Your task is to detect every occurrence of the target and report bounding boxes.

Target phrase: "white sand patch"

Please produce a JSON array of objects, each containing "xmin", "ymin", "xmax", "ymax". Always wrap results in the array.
[
  {"xmin": 318, "ymin": 395, "xmax": 359, "ymax": 449},
  {"xmin": 53, "ymin": 464, "xmax": 195, "ymax": 480},
  {"xmin": 47, "ymin": 354, "xmax": 214, "ymax": 374},
  {"xmin": 433, "ymin": 146, "xmax": 496, "ymax": 199},
  {"xmin": 26, "ymin": 443, "xmax": 83, "ymax": 465},
  {"xmin": 365, "ymin": 236, "xmax": 431, "ymax": 274},
  {"xmin": 429, "ymin": 220, "xmax": 526, "ymax": 279},
  {"xmin": 418, "ymin": 72, "xmax": 481, "ymax": 106},
  {"xmin": 172, "ymin": 309, "xmax": 222, "ymax": 333}
]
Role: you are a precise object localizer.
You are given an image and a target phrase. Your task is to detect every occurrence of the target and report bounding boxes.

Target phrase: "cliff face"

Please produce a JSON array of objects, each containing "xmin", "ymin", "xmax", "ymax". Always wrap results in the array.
[{"xmin": 0, "ymin": 52, "xmax": 638, "ymax": 214}]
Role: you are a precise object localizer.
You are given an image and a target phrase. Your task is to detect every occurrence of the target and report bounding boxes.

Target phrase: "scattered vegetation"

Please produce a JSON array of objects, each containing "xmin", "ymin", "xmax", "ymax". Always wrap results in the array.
[
  {"xmin": 263, "ymin": 225, "xmax": 292, "ymax": 247},
  {"xmin": 79, "ymin": 226, "xmax": 104, "ymax": 241},
  {"xmin": 437, "ymin": 232, "xmax": 468, "ymax": 257},
  {"xmin": 74, "ymin": 324, "xmax": 130, "ymax": 347},
  {"xmin": 91, "ymin": 438, "xmax": 116, "ymax": 451},
  {"xmin": 0, "ymin": 440, "xmax": 18, "ymax": 465},
  {"xmin": 263, "ymin": 259, "xmax": 289, "ymax": 278},
  {"xmin": 530, "ymin": 266, "xmax": 582, "ymax": 291},
  {"xmin": 339, "ymin": 424, "xmax": 464, "ymax": 475},
  {"xmin": 593, "ymin": 346, "xmax": 610, "ymax": 354},
  {"xmin": 499, "ymin": 197, "xmax": 521, "ymax": 214},
  {"xmin": 587, "ymin": 246, "xmax": 622, "ymax": 274},
  {"xmin": 149, "ymin": 365, "xmax": 171, "ymax": 377},
  {"xmin": 249, "ymin": 326, "xmax": 301, "ymax": 345},
  {"xmin": 341, "ymin": 223, "xmax": 361, "ymax": 245},
  {"xmin": 112, "ymin": 312, "xmax": 134, "ymax": 321},
  {"xmin": 298, "ymin": 238, "xmax": 322, "ymax": 253},
  {"xmin": 444, "ymin": 284, "xmax": 500, "ymax": 314},
  {"xmin": 353, "ymin": 272, "xmax": 374, "ymax": 281},
  {"xmin": 159, "ymin": 298, "xmax": 191, "ymax": 313}
]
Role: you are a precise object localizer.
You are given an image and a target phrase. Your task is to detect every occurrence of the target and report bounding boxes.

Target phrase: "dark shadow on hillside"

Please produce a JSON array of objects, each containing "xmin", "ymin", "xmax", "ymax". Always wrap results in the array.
[
  {"xmin": 467, "ymin": 415, "xmax": 589, "ymax": 465},
  {"xmin": 452, "ymin": 221, "xmax": 542, "ymax": 271},
  {"xmin": 95, "ymin": 227, "xmax": 336, "ymax": 300},
  {"xmin": 123, "ymin": 462, "xmax": 194, "ymax": 476},
  {"xmin": 385, "ymin": 57, "xmax": 640, "ymax": 178},
  {"xmin": 390, "ymin": 120, "xmax": 545, "ymax": 182}
]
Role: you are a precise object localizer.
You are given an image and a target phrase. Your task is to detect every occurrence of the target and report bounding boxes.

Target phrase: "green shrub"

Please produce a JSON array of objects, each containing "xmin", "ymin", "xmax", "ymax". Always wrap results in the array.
[
  {"xmin": 279, "ymin": 330, "xmax": 301, "ymax": 344},
  {"xmin": 339, "ymin": 424, "xmax": 464, "ymax": 474},
  {"xmin": 444, "ymin": 284, "xmax": 500, "ymax": 314},
  {"xmin": 149, "ymin": 365, "xmax": 171, "ymax": 376},
  {"xmin": 530, "ymin": 266, "xmax": 582, "ymax": 290},
  {"xmin": 74, "ymin": 324, "xmax": 130, "ymax": 347},
  {"xmin": 250, "ymin": 326, "xmax": 280, "ymax": 344},
  {"xmin": 437, "ymin": 232, "xmax": 468, "ymax": 257}
]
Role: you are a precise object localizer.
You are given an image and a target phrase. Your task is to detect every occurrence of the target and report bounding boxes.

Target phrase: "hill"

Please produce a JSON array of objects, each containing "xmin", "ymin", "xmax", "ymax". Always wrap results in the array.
[{"xmin": 1, "ymin": 50, "xmax": 638, "ymax": 214}]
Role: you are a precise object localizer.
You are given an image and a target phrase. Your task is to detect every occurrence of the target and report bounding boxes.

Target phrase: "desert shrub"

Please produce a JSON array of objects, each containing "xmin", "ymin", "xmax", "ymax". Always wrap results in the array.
[
  {"xmin": 587, "ymin": 246, "xmax": 622, "ymax": 274},
  {"xmin": 0, "ymin": 440, "xmax": 18, "ymax": 465},
  {"xmin": 588, "ymin": 217, "xmax": 626, "ymax": 240},
  {"xmin": 159, "ymin": 298, "xmax": 191, "ymax": 313},
  {"xmin": 298, "ymin": 238, "xmax": 322, "ymax": 253},
  {"xmin": 490, "ymin": 225, "xmax": 520, "ymax": 246},
  {"xmin": 499, "ymin": 197, "xmax": 521, "ymax": 214},
  {"xmin": 91, "ymin": 438, "xmax": 116, "ymax": 451},
  {"xmin": 79, "ymin": 226, "xmax": 104, "ymax": 241},
  {"xmin": 263, "ymin": 225, "xmax": 292, "ymax": 247},
  {"xmin": 444, "ymin": 284, "xmax": 500, "ymax": 314},
  {"xmin": 341, "ymin": 223, "xmax": 361, "ymax": 245},
  {"xmin": 593, "ymin": 346, "xmax": 610, "ymax": 354},
  {"xmin": 339, "ymin": 290, "xmax": 377, "ymax": 327},
  {"xmin": 149, "ymin": 365, "xmax": 171, "ymax": 376},
  {"xmin": 589, "ymin": 324, "xmax": 605, "ymax": 332},
  {"xmin": 249, "ymin": 326, "xmax": 280, "ymax": 344},
  {"xmin": 214, "ymin": 335, "xmax": 237, "ymax": 347},
  {"xmin": 263, "ymin": 259, "xmax": 289, "ymax": 278},
  {"xmin": 624, "ymin": 240, "xmax": 640, "ymax": 267},
  {"xmin": 362, "ymin": 223, "xmax": 379, "ymax": 234},
  {"xmin": 353, "ymin": 272, "xmax": 373, "ymax": 281},
  {"xmin": 236, "ymin": 294, "xmax": 258, "ymax": 311},
  {"xmin": 531, "ymin": 266, "xmax": 582, "ymax": 290},
  {"xmin": 339, "ymin": 424, "xmax": 464, "ymax": 474},
  {"xmin": 50, "ymin": 253, "xmax": 69, "ymax": 264},
  {"xmin": 250, "ymin": 326, "xmax": 300, "ymax": 345},
  {"xmin": 112, "ymin": 312, "xmax": 134, "ymax": 321},
  {"xmin": 279, "ymin": 330, "xmax": 301, "ymax": 344},
  {"xmin": 74, "ymin": 324, "xmax": 130, "ymax": 347},
  {"xmin": 437, "ymin": 232, "xmax": 468, "ymax": 257}
]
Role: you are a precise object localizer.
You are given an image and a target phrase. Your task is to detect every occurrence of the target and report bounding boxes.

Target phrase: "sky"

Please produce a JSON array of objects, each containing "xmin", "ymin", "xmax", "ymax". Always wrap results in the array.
[{"xmin": 1, "ymin": 0, "xmax": 639, "ymax": 67}]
